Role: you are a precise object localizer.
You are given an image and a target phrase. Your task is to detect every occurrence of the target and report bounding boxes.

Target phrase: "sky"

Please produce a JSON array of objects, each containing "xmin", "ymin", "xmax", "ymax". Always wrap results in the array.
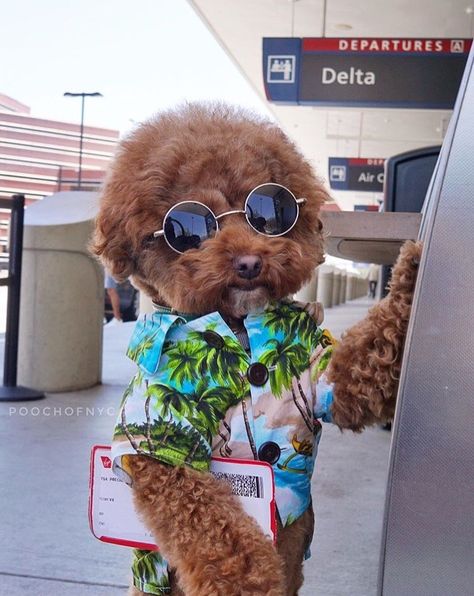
[{"xmin": 1, "ymin": 0, "xmax": 271, "ymax": 134}]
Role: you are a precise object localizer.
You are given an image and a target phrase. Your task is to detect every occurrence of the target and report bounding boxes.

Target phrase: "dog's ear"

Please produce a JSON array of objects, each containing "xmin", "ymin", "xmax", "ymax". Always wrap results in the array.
[
  {"xmin": 90, "ymin": 183, "xmax": 136, "ymax": 281},
  {"xmin": 90, "ymin": 124, "xmax": 160, "ymax": 280},
  {"xmin": 91, "ymin": 214, "xmax": 135, "ymax": 281}
]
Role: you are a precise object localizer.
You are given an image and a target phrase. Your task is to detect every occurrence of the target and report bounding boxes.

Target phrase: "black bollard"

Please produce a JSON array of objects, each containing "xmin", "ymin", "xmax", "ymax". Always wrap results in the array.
[{"xmin": 0, "ymin": 194, "xmax": 44, "ymax": 401}]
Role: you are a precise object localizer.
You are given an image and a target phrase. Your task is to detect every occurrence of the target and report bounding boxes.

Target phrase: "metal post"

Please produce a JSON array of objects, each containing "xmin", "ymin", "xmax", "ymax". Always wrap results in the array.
[
  {"xmin": 3, "ymin": 194, "xmax": 24, "ymax": 386},
  {"xmin": 63, "ymin": 91, "xmax": 103, "ymax": 190},
  {"xmin": 57, "ymin": 165, "xmax": 63, "ymax": 191},
  {"xmin": 78, "ymin": 95, "xmax": 85, "ymax": 189},
  {"xmin": 0, "ymin": 195, "xmax": 44, "ymax": 400}
]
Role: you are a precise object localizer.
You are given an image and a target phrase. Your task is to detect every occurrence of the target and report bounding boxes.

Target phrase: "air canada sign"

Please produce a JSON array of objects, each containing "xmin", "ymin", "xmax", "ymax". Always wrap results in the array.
[
  {"xmin": 263, "ymin": 37, "xmax": 472, "ymax": 108},
  {"xmin": 328, "ymin": 158, "xmax": 385, "ymax": 192}
]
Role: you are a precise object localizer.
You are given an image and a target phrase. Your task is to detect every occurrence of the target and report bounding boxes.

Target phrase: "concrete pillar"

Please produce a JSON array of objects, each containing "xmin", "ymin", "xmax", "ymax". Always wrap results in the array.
[
  {"xmin": 332, "ymin": 269, "xmax": 341, "ymax": 306},
  {"xmin": 356, "ymin": 277, "xmax": 369, "ymax": 298},
  {"xmin": 316, "ymin": 265, "xmax": 334, "ymax": 308},
  {"xmin": 18, "ymin": 192, "xmax": 103, "ymax": 392},
  {"xmin": 361, "ymin": 278, "xmax": 369, "ymax": 297},
  {"xmin": 346, "ymin": 274, "xmax": 354, "ymax": 301},
  {"xmin": 294, "ymin": 269, "xmax": 318, "ymax": 303},
  {"xmin": 339, "ymin": 272, "xmax": 347, "ymax": 304},
  {"xmin": 354, "ymin": 278, "xmax": 360, "ymax": 298}
]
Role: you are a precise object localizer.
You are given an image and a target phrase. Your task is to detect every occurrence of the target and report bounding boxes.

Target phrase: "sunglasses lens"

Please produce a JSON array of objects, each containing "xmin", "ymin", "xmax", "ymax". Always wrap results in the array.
[
  {"xmin": 245, "ymin": 184, "xmax": 298, "ymax": 236},
  {"xmin": 164, "ymin": 203, "xmax": 217, "ymax": 253}
]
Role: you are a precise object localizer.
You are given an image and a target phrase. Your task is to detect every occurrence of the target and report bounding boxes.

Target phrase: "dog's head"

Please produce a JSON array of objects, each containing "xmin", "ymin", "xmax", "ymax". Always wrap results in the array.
[{"xmin": 92, "ymin": 104, "xmax": 328, "ymax": 318}]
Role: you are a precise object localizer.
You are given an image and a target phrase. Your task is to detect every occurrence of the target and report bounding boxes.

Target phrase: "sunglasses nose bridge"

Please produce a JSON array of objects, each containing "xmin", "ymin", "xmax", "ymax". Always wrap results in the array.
[{"xmin": 215, "ymin": 209, "xmax": 246, "ymax": 222}]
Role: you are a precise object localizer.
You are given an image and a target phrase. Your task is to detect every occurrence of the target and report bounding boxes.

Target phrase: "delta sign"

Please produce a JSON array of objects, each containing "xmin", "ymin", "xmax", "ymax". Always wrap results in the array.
[{"xmin": 263, "ymin": 38, "xmax": 472, "ymax": 108}]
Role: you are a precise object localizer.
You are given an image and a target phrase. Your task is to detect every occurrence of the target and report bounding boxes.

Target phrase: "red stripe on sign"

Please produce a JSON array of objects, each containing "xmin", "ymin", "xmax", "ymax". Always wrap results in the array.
[
  {"xmin": 302, "ymin": 38, "xmax": 472, "ymax": 55},
  {"xmin": 348, "ymin": 158, "xmax": 385, "ymax": 166}
]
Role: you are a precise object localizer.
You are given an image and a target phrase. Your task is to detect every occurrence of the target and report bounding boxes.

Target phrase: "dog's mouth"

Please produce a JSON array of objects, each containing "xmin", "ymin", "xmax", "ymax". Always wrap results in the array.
[
  {"xmin": 229, "ymin": 281, "xmax": 265, "ymax": 293},
  {"xmin": 224, "ymin": 284, "xmax": 271, "ymax": 318}
]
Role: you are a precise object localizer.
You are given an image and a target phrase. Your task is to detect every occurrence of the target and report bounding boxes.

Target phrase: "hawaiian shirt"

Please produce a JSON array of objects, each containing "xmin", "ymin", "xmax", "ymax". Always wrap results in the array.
[{"xmin": 112, "ymin": 301, "xmax": 335, "ymax": 594}]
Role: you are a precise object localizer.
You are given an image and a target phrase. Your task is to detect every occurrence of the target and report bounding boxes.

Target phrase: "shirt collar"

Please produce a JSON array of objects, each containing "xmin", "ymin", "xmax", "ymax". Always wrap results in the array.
[
  {"xmin": 130, "ymin": 301, "xmax": 297, "ymax": 375},
  {"xmin": 152, "ymin": 302, "xmax": 198, "ymax": 323}
]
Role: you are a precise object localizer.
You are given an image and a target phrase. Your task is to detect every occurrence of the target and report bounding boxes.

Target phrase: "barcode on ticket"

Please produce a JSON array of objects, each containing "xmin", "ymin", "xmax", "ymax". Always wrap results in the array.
[{"xmin": 212, "ymin": 471, "xmax": 264, "ymax": 499}]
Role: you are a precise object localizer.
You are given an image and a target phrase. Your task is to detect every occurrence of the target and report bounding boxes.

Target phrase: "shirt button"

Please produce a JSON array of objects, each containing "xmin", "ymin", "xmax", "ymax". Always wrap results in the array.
[
  {"xmin": 247, "ymin": 362, "xmax": 269, "ymax": 386},
  {"xmin": 203, "ymin": 330, "xmax": 224, "ymax": 349},
  {"xmin": 258, "ymin": 441, "xmax": 281, "ymax": 465}
]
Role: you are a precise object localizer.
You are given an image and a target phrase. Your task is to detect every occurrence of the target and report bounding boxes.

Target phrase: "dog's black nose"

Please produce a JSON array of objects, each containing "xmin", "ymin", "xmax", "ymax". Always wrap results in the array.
[{"xmin": 233, "ymin": 255, "xmax": 262, "ymax": 280}]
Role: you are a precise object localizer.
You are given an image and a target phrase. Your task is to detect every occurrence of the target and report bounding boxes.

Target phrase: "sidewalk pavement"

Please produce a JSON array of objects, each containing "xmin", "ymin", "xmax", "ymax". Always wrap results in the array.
[{"xmin": 0, "ymin": 297, "xmax": 390, "ymax": 596}]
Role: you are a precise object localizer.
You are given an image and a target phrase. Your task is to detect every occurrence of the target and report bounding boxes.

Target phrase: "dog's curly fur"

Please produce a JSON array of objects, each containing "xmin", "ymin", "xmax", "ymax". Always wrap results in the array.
[
  {"xmin": 93, "ymin": 104, "xmax": 327, "ymax": 319},
  {"xmin": 92, "ymin": 103, "xmax": 421, "ymax": 595},
  {"xmin": 126, "ymin": 456, "xmax": 285, "ymax": 595},
  {"xmin": 328, "ymin": 240, "xmax": 421, "ymax": 431}
]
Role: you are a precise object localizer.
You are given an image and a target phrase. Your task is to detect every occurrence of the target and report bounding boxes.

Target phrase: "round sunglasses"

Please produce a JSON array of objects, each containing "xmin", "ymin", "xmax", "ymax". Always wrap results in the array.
[{"xmin": 153, "ymin": 183, "xmax": 306, "ymax": 254}]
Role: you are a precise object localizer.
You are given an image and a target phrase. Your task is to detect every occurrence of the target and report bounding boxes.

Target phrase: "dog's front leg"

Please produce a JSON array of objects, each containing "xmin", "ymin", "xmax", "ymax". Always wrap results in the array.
[
  {"xmin": 327, "ymin": 240, "xmax": 422, "ymax": 431},
  {"xmin": 128, "ymin": 455, "xmax": 285, "ymax": 596}
]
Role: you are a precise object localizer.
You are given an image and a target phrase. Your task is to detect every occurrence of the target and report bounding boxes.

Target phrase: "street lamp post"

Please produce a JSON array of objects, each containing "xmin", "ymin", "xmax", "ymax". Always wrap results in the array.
[{"xmin": 63, "ymin": 91, "xmax": 102, "ymax": 190}]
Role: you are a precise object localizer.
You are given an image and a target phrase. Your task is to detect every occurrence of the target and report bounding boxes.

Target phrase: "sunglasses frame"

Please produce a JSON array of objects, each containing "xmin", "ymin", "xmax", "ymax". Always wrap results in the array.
[{"xmin": 153, "ymin": 183, "xmax": 306, "ymax": 254}]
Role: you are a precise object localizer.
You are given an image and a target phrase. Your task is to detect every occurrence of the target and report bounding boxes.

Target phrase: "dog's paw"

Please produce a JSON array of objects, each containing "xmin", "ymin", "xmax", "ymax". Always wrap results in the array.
[
  {"xmin": 388, "ymin": 240, "xmax": 422, "ymax": 299},
  {"xmin": 402, "ymin": 239, "xmax": 422, "ymax": 266}
]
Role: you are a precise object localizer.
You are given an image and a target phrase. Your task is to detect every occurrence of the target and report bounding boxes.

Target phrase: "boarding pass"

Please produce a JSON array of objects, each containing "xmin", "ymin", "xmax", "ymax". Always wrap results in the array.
[{"xmin": 89, "ymin": 445, "xmax": 276, "ymax": 550}]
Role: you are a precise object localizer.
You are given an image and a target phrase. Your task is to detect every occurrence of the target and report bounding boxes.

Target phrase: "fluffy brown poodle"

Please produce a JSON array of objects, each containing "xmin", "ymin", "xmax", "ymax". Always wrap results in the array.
[{"xmin": 92, "ymin": 103, "xmax": 421, "ymax": 596}]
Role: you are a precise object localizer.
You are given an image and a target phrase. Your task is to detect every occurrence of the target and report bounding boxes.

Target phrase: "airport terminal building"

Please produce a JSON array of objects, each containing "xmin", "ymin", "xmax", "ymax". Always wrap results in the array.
[{"xmin": 0, "ymin": 93, "xmax": 119, "ymax": 243}]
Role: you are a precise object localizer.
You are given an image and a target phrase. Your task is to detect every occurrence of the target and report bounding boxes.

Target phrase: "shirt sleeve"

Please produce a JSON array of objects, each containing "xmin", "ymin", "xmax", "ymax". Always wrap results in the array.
[
  {"xmin": 113, "ymin": 372, "xmax": 213, "ymax": 474},
  {"xmin": 112, "ymin": 314, "xmax": 214, "ymax": 474}
]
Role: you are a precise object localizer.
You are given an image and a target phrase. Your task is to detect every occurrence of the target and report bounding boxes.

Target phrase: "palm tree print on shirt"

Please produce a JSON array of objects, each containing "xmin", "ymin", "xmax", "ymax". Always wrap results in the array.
[
  {"xmin": 120, "ymin": 330, "xmax": 249, "ymax": 469},
  {"xmin": 119, "ymin": 304, "xmax": 325, "ymax": 470},
  {"xmin": 260, "ymin": 337, "xmax": 314, "ymax": 433},
  {"xmin": 161, "ymin": 339, "xmax": 203, "ymax": 386},
  {"xmin": 117, "ymin": 416, "xmax": 211, "ymax": 471},
  {"xmin": 262, "ymin": 303, "xmax": 322, "ymax": 352},
  {"xmin": 261, "ymin": 305, "xmax": 322, "ymax": 434},
  {"xmin": 127, "ymin": 327, "xmax": 162, "ymax": 364},
  {"xmin": 113, "ymin": 302, "xmax": 337, "ymax": 541},
  {"xmin": 186, "ymin": 326, "xmax": 249, "ymax": 392},
  {"xmin": 163, "ymin": 326, "xmax": 255, "ymax": 456},
  {"xmin": 132, "ymin": 549, "xmax": 171, "ymax": 591}
]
